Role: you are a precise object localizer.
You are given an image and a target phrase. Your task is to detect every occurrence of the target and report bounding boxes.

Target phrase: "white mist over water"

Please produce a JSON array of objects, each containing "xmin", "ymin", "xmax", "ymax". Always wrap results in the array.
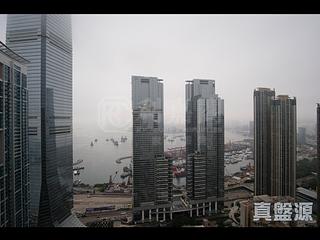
[{"xmin": 73, "ymin": 127, "xmax": 247, "ymax": 185}]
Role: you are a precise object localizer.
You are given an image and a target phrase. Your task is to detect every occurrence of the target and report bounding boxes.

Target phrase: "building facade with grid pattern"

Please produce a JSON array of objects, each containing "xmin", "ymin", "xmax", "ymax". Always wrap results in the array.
[
  {"xmin": 254, "ymin": 88, "xmax": 296, "ymax": 198},
  {"xmin": 270, "ymin": 95, "xmax": 296, "ymax": 197},
  {"xmin": 185, "ymin": 79, "xmax": 224, "ymax": 216},
  {"xmin": 6, "ymin": 14, "xmax": 73, "ymax": 227},
  {"xmin": 132, "ymin": 76, "xmax": 172, "ymax": 223},
  {"xmin": 254, "ymin": 88, "xmax": 275, "ymax": 196},
  {"xmin": 0, "ymin": 41, "xmax": 29, "ymax": 227}
]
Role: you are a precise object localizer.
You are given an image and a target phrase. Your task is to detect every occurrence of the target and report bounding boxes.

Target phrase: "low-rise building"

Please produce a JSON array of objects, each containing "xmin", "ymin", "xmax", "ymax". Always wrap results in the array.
[{"xmin": 239, "ymin": 200, "xmax": 252, "ymax": 227}]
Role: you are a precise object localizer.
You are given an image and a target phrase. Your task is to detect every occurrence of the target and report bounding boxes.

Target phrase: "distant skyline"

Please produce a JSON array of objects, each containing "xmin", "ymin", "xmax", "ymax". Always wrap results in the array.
[{"xmin": 1, "ymin": 14, "xmax": 320, "ymax": 132}]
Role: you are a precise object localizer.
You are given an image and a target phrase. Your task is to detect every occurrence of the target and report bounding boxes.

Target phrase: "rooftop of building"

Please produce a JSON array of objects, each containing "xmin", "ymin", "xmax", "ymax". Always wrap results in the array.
[
  {"xmin": 239, "ymin": 200, "xmax": 251, "ymax": 206},
  {"xmin": 132, "ymin": 75, "xmax": 163, "ymax": 82},
  {"xmin": 296, "ymin": 187, "xmax": 317, "ymax": 199},
  {"xmin": 275, "ymin": 95, "xmax": 296, "ymax": 100},
  {"xmin": 185, "ymin": 79, "xmax": 215, "ymax": 84},
  {"xmin": 276, "ymin": 95, "xmax": 289, "ymax": 99},
  {"xmin": 0, "ymin": 41, "xmax": 29, "ymax": 65},
  {"xmin": 253, "ymin": 195, "xmax": 295, "ymax": 203},
  {"xmin": 255, "ymin": 87, "xmax": 274, "ymax": 91}
]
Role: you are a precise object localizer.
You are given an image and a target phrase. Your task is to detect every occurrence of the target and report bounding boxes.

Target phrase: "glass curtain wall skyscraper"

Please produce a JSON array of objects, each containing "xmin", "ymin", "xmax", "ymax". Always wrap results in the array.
[
  {"xmin": 185, "ymin": 79, "xmax": 224, "ymax": 216},
  {"xmin": 131, "ymin": 76, "xmax": 172, "ymax": 223},
  {"xmin": 0, "ymin": 41, "xmax": 29, "ymax": 227},
  {"xmin": 254, "ymin": 88, "xmax": 275, "ymax": 196},
  {"xmin": 6, "ymin": 14, "xmax": 73, "ymax": 227},
  {"xmin": 270, "ymin": 95, "xmax": 296, "ymax": 198},
  {"xmin": 254, "ymin": 88, "xmax": 296, "ymax": 198}
]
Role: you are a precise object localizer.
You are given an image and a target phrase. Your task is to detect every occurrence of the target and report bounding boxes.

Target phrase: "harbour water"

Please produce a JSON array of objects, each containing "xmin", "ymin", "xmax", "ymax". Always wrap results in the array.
[{"xmin": 73, "ymin": 127, "xmax": 250, "ymax": 186}]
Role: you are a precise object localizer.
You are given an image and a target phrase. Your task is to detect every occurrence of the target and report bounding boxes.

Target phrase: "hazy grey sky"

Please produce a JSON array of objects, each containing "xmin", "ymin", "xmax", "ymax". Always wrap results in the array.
[{"xmin": 1, "ymin": 14, "xmax": 320, "ymax": 131}]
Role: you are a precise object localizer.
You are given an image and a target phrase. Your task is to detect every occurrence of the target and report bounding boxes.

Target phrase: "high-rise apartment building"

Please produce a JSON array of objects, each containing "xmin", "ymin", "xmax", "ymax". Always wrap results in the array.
[
  {"xmin": 253, "ymin": 88, "xmax": 275, "ymax": 196},
  {"xmin": 131, "ymin": 76, "xmax": 172, "ymax": 223},
  {"xmin": 249, "ymin": 121, "xmax": 254, "ymax": 138},
  {"xmin": 6, "ymin": 14, "xmax": 73, "ymax": 226},
  {"xmin": 0, "ymin": 41, "xmax": 29, "ymax": 227},
  {"xmin": 298, "ymin": 127, "xmax": 306, "ymax": 145},
  {"xmin": 185, "ymin": 79, "xmax": 224, "ymax": 216},
  {"xmin": 270, "ymin": 95, "xmax": 296, "ymax": 198},
  {"xmin": 254, "ymin": 88, "xmax": 296, "ymax": 198}
]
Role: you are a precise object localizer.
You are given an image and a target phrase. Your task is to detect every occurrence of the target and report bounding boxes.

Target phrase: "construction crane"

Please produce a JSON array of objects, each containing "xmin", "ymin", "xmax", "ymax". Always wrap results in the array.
[
  {"xmin": 108, "ymin": 171, "xmax": 118, "ymax": 184},
  {"xmin": 127, "ymin": 175, "xmax": 132, "ymax": 186},
  {"xmin": 113, "ymin": 171, "xmax": 118, "ymax": 182}
]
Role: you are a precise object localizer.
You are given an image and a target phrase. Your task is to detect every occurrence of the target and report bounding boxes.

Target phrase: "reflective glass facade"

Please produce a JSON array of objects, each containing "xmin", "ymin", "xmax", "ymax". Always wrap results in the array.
[
  {"xmin": 0, "ymin": 42, "xmax": 29, "ymax": 227},
  {"xmin": 132, "ymin": 76, "xmax": 172, "ymax": 221},
  {"xmin": 185, "ymin": 79, "xmax": 224, "ymax": 210},
  {"xmin": 253, "ymin": 88, "xmax": 275, "ymax": 195},
  {"xmin": 6, "ymin": 14, "xmax": 73, "ymax": 227}
]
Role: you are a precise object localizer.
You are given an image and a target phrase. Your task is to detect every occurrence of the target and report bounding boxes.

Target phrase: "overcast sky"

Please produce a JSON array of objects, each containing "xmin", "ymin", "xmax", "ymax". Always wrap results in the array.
[{"xmin": 1, "ymin": 14, "xmax": 320, "ymax": 132}]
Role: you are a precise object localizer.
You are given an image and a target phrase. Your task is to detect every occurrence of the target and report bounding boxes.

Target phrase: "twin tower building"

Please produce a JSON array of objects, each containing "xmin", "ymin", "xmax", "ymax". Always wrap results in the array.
[
  {"xmin": 254, "ymin": 88, "xmax": 297, "ymax": 198},
  {"xmin": 131, "ymin": 76, "xmax": 224, "ymax": 222},
  {"xmin": 132, "ymin": 78, "xmax": 298, "ymax": 223}
]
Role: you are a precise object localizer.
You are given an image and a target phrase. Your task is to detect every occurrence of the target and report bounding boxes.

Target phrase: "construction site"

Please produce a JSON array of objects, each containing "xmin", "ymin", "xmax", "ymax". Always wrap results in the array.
[
  {"xmin": 72, "ymin": 138, "xmax": 258, "ymax": 227},
  {"xmin": 73, "ymin": 169, "xmax": 133, "ymax": 226}
]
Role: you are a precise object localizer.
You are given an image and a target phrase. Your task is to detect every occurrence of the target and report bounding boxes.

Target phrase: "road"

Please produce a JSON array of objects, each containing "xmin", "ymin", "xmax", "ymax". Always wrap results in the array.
[
  {"xmin": 73, "ymin": 193, "xmax": 132, "ymax": 213},
  {"xmin": 79, "ymin": 210, "xmax": 132, "ymax": 225}
]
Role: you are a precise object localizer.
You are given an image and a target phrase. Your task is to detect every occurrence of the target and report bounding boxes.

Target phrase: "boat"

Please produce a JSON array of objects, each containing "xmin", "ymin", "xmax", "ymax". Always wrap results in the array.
[
  {"xmin": 240, "ymin": 166, "xmax": 247, "ymax": 171},
  {"xmin": 73, "ymin": 159, "xmax": 83, "ymax": 166},
  {"xmin": 90, "ymin": 142, "xmax": 94, "ymax": 147},
  {"xmin": 116, "ymin": 159, "xmax": 121, "ymax": 164}
]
